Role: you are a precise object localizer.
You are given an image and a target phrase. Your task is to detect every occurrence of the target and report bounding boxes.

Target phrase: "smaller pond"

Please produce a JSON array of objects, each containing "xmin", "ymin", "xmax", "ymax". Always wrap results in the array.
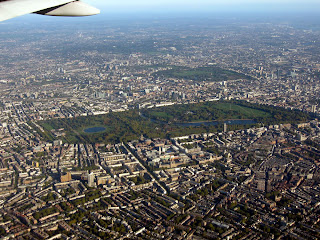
[{"xmin": 84, "ymin": 127, "xmax": 106, "ymax": 133}]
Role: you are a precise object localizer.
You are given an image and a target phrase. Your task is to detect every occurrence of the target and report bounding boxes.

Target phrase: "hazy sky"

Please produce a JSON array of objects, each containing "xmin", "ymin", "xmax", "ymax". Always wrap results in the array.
[{"xmin": 86, "ymin": 0, "xmax": 320, "ymax": 12}]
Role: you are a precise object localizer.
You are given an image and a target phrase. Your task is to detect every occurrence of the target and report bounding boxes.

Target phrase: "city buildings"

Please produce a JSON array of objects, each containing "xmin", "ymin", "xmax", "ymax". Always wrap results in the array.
[{"xmin": 0, "ymin": 14, "xmax": 320, "ymax": 239}]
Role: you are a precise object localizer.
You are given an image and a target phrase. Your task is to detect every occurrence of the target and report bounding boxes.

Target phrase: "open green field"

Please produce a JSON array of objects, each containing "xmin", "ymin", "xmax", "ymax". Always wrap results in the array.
[
  {"xmin": 143, "ymin": 101, "xmax": 272, "ymax": 123},
  {"xmin": 38, "ymin": 100, "xmax": 313, "ymax": 144},
  {"xmin": 153, "ymin": 66, "xmax": 253, "ymax": 82},
  {"xmin": 213, "ymin": 103, "xmax": 271, "ymax": 119}
]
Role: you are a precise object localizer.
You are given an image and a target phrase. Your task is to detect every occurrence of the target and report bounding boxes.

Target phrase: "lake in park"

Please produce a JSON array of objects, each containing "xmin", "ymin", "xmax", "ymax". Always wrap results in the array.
[{"xmin": 84, "ymin": 127, "xmax": 106, "ymax": 133}]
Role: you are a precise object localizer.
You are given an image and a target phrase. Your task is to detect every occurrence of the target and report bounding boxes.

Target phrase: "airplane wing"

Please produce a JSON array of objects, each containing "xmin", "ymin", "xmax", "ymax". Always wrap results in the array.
[{"xmin": 0, "ymin": 0, "xmax": 100, "ymax": 22}]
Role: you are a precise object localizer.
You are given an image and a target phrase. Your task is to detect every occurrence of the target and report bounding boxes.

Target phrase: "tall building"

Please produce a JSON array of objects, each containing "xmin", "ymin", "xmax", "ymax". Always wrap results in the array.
[
  {"xmin": 88, "ymin": 172, "xmax": 96, "ymax": 187},
  {"xmin": 224, "ymin": 123, "xmax": 227, "ymax": 133}
]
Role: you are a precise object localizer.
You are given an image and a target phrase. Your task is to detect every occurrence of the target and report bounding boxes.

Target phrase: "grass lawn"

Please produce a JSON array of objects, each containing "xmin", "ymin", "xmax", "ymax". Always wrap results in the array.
[{"xmin": 213, "ymin": 103, "xmax": 271, "ymax": 118}]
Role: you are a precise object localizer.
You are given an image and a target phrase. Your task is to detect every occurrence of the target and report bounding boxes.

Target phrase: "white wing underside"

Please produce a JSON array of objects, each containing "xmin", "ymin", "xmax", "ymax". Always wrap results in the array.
[{"xmin": 0, "ymin": 0, "xmax": 100, "ymax": 22}]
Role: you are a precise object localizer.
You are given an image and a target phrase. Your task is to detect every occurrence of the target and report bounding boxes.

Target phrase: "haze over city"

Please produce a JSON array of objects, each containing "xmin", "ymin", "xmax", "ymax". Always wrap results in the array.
[{"xmin": 88, "ymin": 0, "xmax": 320, "ymax": 12}]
